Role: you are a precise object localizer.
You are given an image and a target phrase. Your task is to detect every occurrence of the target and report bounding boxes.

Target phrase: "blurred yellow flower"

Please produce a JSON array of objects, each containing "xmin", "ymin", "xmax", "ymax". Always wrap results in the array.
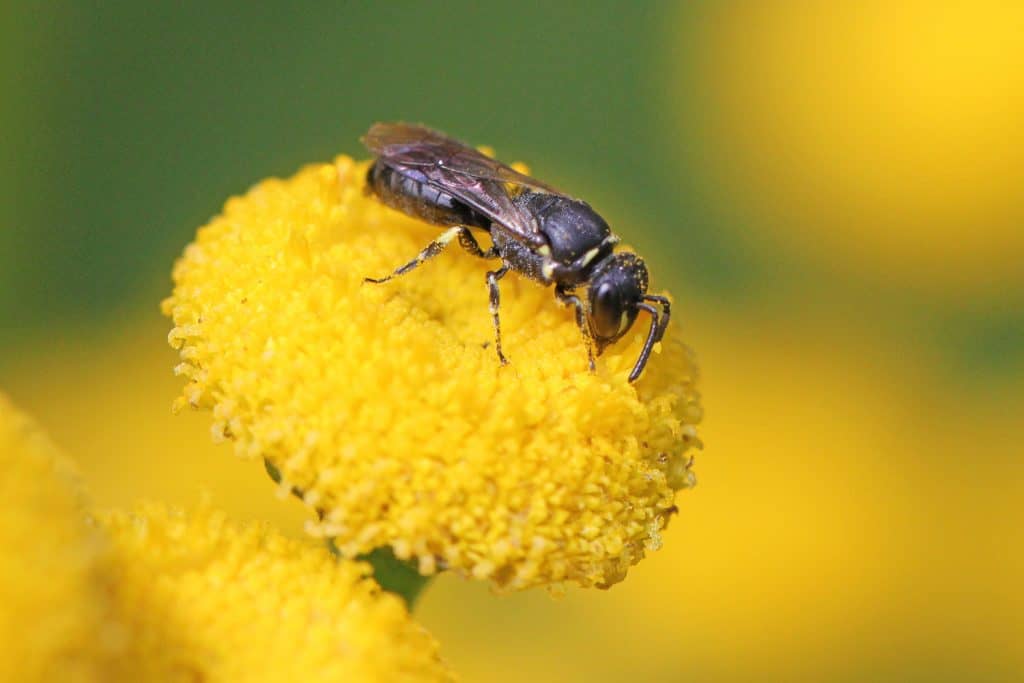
[
  {"xmin": 0, "ymin": 393, "xmax": 454, "ymax": 681},
  {"xmin": 0, "ymin": 393, "xmax": 118, "ymax": 683},
  {"xmin": 98, "ymin": 501, "xmax": 454, "ymax": 682},
  {"xmin": 678, "ymin": 1, "xmax": 1024, "ymax": 295},
  {"xmin": 2, "ymin": 324, "xmax": 311, "ymax": 537},
  {"xmin": 162, "ymin": 155, "xmax": 702, "ymax": 590}
]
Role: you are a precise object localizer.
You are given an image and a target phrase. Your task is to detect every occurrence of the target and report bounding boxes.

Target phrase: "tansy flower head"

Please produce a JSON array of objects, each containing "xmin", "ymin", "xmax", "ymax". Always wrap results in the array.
[
  {"xmin": 0, "ymin": 394, "xmax": 117, "ymax": 682},
  {"xmin": 98, "ymin": 502, "xmax": 454, "ymax": 682},
  {"xmin": 163, "ymin": 154, "xmax": 702, "ymax": 590},
  {"xmin": 0, "ymin": 395, "xmax": 453, "ymax": 681}
]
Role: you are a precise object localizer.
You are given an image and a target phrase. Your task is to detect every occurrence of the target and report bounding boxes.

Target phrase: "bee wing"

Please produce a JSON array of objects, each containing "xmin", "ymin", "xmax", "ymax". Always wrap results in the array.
[
  {"xmin": 364, "ymin": 123, "xmax": 562, "ymax": 192},
  {"xmin": 364, "ymin": 123, "xmax": 562, "ymax": 245}
]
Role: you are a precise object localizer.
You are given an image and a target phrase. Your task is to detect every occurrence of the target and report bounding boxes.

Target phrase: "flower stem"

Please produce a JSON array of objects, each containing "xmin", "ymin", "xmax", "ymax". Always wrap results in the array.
[
  {"xmin": 353, "ymin": 545, "xmax": 433, "ymax": 609},
  {"xmin": 265, "ymin": 459, "xmax": 432, "ymax": 608}
]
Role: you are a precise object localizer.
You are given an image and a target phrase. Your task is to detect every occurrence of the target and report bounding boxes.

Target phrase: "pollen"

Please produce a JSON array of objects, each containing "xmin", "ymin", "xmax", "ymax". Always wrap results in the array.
[{"xmin": 162, "ymin": 155, "xmax": 703, "ymax": 590}]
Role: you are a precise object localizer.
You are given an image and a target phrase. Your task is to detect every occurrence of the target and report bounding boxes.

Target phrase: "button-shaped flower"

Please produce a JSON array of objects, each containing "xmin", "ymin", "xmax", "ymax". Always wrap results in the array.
[
  {"xmin": 98, "ymin": 502, "xmax": 454, "ymax": 681},
  {"xmin": 0, "ymin": 394, "xmax": 454, "ymax": 681},
  {"xmin": 0, "ymin": 394, "xmax": 115, "ymax": 682},
  {"xmin": 163, "ymin": 155, "xmax": 702, "ymax": 590}
]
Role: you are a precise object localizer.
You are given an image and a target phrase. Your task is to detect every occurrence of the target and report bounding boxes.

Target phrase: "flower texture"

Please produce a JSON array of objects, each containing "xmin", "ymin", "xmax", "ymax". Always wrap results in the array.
[
  {"xmin": 97, "ymin": 501, "xmax": 454, "ymax": 682},
  {"xmin": 163, "ymin": 154, "xmax": 703, "ymax": 590},
  {"xmin": 0, "ymin": 394, "xmax": 454, "ymax": 681},
  {"xmin": 0, "ymin": 393, "xmax": 118, "ymax": 682}
]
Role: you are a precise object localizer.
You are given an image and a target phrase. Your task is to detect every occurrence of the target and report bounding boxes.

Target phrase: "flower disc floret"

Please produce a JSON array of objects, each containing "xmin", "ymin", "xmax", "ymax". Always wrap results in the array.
[
  {"xmin": 163, "ymin": 155, "xmax": 703, "ymax": 589},
  {"xmin": 97, "ymin": 502, "xmax": 454, "ymax": 681},
  {"xmin": 0, "ymin": 394, "xmax": 117, "ymax": 682}
]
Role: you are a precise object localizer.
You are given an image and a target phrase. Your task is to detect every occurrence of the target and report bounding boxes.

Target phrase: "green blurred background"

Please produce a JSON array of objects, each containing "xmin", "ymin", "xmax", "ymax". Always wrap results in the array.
[{"xmin": 2, "ymin": 2, "xmax": 1022, "ymax": 681}]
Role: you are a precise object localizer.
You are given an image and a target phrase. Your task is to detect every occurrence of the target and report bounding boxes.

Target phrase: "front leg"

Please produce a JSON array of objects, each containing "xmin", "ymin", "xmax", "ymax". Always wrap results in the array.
[{"xmin": 555, "ymin": 286, "xmax": 596, "ymax": 371}]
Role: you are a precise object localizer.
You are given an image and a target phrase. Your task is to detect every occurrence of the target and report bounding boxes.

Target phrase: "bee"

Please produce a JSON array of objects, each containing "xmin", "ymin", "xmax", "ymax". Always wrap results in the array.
[{"xmin": 362, "ymin": 122, "xmax": 670, "ymax": 382}]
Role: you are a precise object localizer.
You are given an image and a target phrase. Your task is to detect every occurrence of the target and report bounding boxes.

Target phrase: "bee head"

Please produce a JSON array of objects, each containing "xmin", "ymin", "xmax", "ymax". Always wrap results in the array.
[{"xmin": 586, "ymin": 253, "xmax": 649, "ymax": 354}]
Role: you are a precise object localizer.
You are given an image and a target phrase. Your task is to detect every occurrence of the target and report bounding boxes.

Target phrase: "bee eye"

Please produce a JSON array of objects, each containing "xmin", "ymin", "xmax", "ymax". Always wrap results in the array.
[{"xmin": 590, "ymin": 283, "xmax": 624, "ymax": 340}]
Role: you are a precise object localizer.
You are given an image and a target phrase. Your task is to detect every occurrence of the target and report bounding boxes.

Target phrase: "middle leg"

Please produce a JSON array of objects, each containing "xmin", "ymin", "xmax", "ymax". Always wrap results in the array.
[{"xmin": 486, "ymin": 264, "xmax": 511, "ymax": 366}]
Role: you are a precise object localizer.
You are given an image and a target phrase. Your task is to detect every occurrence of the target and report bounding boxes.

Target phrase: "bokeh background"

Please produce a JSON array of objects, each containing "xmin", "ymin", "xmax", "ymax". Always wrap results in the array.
[{"xmin": 3, "ymin": 2, "xmax": 1022, "ymax": 680}]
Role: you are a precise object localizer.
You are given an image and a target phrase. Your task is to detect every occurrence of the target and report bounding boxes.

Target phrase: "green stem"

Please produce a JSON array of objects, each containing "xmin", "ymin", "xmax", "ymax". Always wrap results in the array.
[
  {"xmin": 349, "ymin": 543, "xmax": 433, "ymax": 609},
  {"xmin": 265, "ymin": 459, "xmax": 433, "ymax": 608}
]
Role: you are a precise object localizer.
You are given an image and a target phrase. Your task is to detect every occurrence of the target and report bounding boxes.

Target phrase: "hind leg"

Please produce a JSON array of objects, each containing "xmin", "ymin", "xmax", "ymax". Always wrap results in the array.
[{"xmin": 364, "ymin": 227, "xmax": 496, "ymax": 284}]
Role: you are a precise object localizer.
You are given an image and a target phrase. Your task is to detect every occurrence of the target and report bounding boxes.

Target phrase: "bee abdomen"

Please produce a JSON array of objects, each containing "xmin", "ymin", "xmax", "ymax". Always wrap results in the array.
[{"xmin": 366, "ymin": 161, "xmax": 490, "ymax": 229}]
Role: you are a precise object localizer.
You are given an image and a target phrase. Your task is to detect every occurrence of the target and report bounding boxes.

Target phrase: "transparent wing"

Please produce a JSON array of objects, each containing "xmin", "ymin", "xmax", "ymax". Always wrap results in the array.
[
  {"xmin": 364, "ymin": 122, "xmax": 564, "ymax": 244},
  {"xmin": 364, "ymin": 122, "xmax": 563, "ymax": 194}
]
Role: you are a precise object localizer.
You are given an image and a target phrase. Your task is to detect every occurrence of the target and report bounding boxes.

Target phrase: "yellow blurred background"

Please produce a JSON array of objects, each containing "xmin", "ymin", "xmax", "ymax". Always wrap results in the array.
[
  {"xmin": 3, "ymin": 2, "xmax": 1022, "ymax": 681},
  {"xmin": 676, "ymin": 1, "xmax": 1024, "ymax": 297}
]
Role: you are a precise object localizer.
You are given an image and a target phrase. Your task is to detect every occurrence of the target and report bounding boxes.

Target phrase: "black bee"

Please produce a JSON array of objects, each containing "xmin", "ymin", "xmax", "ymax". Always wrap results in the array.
[{"xmin": 362, "ymin": 122, "xmax": 670, "ymax": 382}]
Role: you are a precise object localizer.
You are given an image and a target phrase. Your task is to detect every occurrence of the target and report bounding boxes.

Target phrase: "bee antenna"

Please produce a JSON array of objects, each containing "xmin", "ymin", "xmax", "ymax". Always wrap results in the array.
[
  {"xmin": 627, "ymin": 296, "xmax": 671, "ymax": 383},
  {"xmin": 643, "ymin": 294, "xmax": 671, "ymax": 342},
  {"xmin": 626, "ymin": 301, "xmax": 659, "ymax": 385}
]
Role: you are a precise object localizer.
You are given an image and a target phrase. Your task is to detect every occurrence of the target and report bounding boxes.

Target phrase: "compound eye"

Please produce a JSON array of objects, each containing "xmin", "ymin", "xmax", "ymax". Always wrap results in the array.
[{"xmin": 591, "ymin": 283, "xmax": 624, "ymax": 340}]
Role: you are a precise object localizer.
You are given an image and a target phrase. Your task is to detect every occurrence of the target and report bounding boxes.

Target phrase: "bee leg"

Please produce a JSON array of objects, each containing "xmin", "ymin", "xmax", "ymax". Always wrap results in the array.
[
  {"xmin": 555, "ymin": 286, "xmax": 596, "ymax": 371},
  {"xmin": 364, "ymin": 226, "xmax": 465, "ymax": 284},
  {"xmin": 486, "ymin": 264, "xmax": 511, "ymax": 366},
  {"xmin": 456, "ymin": 229, "xmax": 499, "ymax": 259}
]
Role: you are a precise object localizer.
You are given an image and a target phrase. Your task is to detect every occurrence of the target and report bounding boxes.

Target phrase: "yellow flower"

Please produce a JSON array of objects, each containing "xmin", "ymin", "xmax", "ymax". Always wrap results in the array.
[
  {"xmin": 98, "ymin": 501, "xmax": 454, "ymax": 682},
  {"xmin": 163, "ymin": 155, "xmax": 702, "ymax": 590},
  {"xmin": 0, "ymin": 393, "xmax": 454, "ymax": 681},
  {"xmin": 0, "ymin": 393, "xmax": 118, "ymax": 682}
]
